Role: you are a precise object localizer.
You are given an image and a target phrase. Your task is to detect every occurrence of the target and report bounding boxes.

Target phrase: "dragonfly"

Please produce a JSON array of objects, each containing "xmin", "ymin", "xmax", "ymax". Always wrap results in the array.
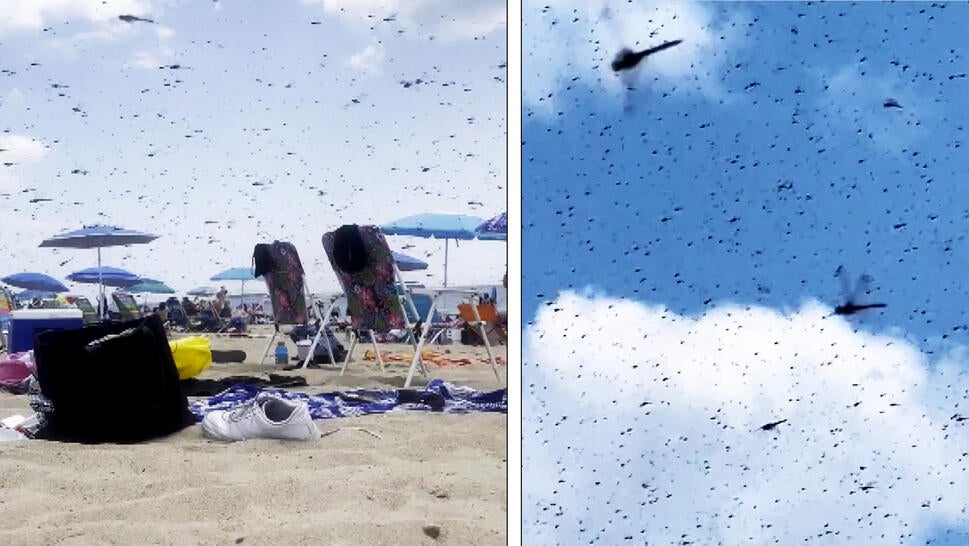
[
  {"xmin": 833, "ymin": 265, "xmax": 887, "ymax": 316},
  {"xmin": 610, "ymin": 39, "xmax": 683, "ymax": 72}
]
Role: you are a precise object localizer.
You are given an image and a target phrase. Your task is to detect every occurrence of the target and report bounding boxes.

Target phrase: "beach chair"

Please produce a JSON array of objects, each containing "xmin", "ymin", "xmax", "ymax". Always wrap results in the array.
[
  {"xmin": 457, "ymin": 301, "xmax": 507, "ymax": 345},
  {"xmin": 111, "ymin": 293, "xmax": 143, "ymax": 321},
  {"xmin": 255, "ymin": 241, "xmax": 338, "ymax": 366},
  {"xmin": 72, "ymin": 296, "xmax": 101, "ymax": 325},
  {"xmin": 0, "ymin": 288, "xmax": 14, "ymax": 350},
  {"xmin": 163, "ymin": 297, "xmax": 189, "ymax": 331},
  {"xmin": 403, "ymin": 293, "xmax": 455, "ymax": 345},
  {"xmin": 316, "ymin": 225, "xmax": 422, "ymax": 380},
  {"xmin": 318, "ymin": 225, "xmax": 501, "ymax": 387}
]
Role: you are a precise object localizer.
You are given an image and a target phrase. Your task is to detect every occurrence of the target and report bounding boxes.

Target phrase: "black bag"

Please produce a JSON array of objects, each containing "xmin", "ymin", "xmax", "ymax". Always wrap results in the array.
[
  {"xmin": 32, "ymin": 314, "xmax": 194, "ymax": 444},
  {"xmin": 289, "ymin": 324, "xmax": 347, "ymax": 363}
]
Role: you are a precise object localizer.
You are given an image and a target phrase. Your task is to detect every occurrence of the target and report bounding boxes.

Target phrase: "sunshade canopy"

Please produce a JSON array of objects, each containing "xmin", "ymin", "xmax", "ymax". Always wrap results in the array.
[
  {"xmin": 39, "ymin": 225, "xmax": 159, "ymax": 249},
  {"xmin": 1, "ymin": 272, "xmax": 68, "ymax": 293},
  {"xmin": 67, "ymin": 266, "xmax": 142, "ymax": 288},
  {"xmin": 210, "ymin": 267, "xmax": 257, "ymax": 281},
  {"xmin": 381, "ymin": 213, "xmax": 486, "ymax": 240}
]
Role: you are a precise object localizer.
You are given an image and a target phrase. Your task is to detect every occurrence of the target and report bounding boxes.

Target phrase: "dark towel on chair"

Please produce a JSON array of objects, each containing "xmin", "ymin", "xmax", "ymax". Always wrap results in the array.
[
  {"xmin": 332, "ymin": 225, "xmax": 369, "ymax": 273},
  {"xmin": 253, "ymin": 243, "xmax": 274, "ymax": 277}
]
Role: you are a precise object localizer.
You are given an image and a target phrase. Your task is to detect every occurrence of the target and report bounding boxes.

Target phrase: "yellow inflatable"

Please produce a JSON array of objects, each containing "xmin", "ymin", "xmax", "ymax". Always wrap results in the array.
[{"xmin": 169, "ymin": 336, "xmax": 212, "ymax": 379}]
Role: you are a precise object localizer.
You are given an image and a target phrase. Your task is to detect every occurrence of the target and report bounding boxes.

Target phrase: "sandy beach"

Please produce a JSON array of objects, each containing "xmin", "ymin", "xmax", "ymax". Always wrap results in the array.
[{"xmin": 0, "ymin": 327, "xmax": 507, "ymax": 545}]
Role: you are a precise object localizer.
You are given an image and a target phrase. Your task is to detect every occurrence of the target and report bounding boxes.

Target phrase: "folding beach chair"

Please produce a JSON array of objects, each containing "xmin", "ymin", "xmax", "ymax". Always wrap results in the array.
[
  {"xmin": 72, "ymin": 296, "xmax": 101, "ymax": 325},
  {"xmin": 111, "ymin": 293, "xmax": 143, "ymax": 321},
  {"xmin": 403, "ymin": 292, "xmax": 456, "ymax": 345},
  {"xmin": 254, "ymin": 241, "xmax": 338, "ymax": 366},
  {"xmin": 0, "ymin": 288, "xmax": 14, "ymax": 351},
  {"xmin": 317, "ymin": 225, "xmax": 501, "ymax": 387},
  {"xmin": 457, "ymin": 301, "xmax": 507, "ymax": 345}
]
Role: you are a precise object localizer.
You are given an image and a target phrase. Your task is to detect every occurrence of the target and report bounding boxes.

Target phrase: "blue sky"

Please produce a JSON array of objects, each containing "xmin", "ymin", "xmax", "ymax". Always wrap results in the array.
[
  {"xmin": 523, "ymin": 1, "xmax": 969, "ymax": 544},
  {"xmin": 0, "ymin": 0, "xmax": 506, "ymax": 298},
  {"xmin": 523, "ymin": 1, "xmax": 969, "ymax": 351}
]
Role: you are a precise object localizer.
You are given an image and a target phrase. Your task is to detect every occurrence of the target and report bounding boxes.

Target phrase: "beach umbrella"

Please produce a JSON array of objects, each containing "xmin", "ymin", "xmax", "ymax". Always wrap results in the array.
[
  {"xmin": 67, "ymin": 266, "xmax": 142, "ymax": 288},
  {"xmin": 392, "ymin": 251, "xmax": 429, "ymax": 272},
  {"xmin": 125, "ymin": 278, "xmax": 175, "ymax": 308},
  {"xmin": 381, "ymin": 213, "xmax": 485, "ymax": 286},
  {"xmin": 188, "ymin": 286, "xmax": 218, "ymax": 297},
  {"xmin": 126, "ymin": 279, "xmax": 175, "ymax": 294},
  {"xmin": 1, "ymin": 272, "xmax": 69, "ymax": 293},
  {"xmin": 40, "ymin": 225, "xmax": 158, "ymax": 318},
  {"xmin": 210, "ymin": 267, "xmax": 257, "ymax": 306},
  {"xmin": 475, "ymin": 212, "xmax": 507, "ymax": 241}
]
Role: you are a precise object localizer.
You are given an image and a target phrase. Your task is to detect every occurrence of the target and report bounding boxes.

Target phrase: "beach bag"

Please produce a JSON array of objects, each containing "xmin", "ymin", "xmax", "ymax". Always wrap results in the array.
[
  {"xmin": 169, "ymin": 336, "xmax": 213, "ymax": 379},
  {"xmin": 32, "ymin": 314, "xmax": 194, "ymax": 444},
  {"xmin": 289, "ymin": 324, "xmax": 347, "ymax": 363}
]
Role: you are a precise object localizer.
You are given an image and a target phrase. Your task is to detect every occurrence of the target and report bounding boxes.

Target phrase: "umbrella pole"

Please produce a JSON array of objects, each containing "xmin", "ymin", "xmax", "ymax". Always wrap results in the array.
[
  {"xmin": 444, "ymin": 239, "xmax": 449, "ymax": 288},
  {"xmin": 97, "ymin": 247, "xmax": 104, "ymax": 319}
]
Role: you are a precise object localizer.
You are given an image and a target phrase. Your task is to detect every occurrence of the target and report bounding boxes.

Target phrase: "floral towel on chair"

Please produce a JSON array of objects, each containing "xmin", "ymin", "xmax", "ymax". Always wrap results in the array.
[
  {"xmin": 262, "ymin": 241, "xmax": 308, "ymax": 325},
  {"xmin": 322, "ymin": 226, "xmax": 406, "ymax": 333}
]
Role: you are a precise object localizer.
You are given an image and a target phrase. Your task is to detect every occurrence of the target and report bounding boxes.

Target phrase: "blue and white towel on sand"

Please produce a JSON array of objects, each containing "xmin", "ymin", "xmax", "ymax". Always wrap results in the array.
[{"xmin": 188, "ymin": 379, "xmax": 507, "ymax": 421}]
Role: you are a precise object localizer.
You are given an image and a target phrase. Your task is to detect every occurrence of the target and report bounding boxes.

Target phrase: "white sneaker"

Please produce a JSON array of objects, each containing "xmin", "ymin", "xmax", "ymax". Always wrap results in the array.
[{"xmin": 201, "ymin": 394, "xmax": 319, "ymax": 442}]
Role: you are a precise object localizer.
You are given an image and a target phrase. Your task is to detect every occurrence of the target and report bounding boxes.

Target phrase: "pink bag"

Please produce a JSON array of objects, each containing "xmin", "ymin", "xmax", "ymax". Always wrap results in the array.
[{"xmin": 0, "ymin": 353, "xmax": 33, "ymax": 386}]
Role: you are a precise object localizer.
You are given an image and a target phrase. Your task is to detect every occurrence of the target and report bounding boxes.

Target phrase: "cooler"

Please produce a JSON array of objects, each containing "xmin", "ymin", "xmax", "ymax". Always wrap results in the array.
[
  {"xmin": 10, "ymin": 309, "xmax": 84, "ymax": 353},
  {"xmin": 296, "ymin": 339, "xmax": 312, "ymax": 361}
]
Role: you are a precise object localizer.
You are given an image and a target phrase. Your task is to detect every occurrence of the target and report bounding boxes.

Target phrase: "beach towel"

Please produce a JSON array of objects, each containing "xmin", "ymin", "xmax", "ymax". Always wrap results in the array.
[
  {"xmin": 332, "ymin": 224, "xmax": 369, "ymax": 273},
  {"xmin": 259, "ymin": 241, "xmax": 308, "ymax": 325},
  {"xmin": 322, "ymin": 225, "xmax": 406, "ymax": 332},
  {"xmin": 189, "ymin": 379, "xmax": 507, "ymax": 421},
  {"xmin": 252, "ymin": 243, "xmax": 273, "ymax": 277},
  {"xmin": 180, "ymin": 374, "xmax": 308, "ymax": 397}
]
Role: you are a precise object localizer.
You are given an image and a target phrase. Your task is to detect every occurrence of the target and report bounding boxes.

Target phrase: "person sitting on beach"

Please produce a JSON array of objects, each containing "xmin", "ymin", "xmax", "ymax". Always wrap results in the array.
[
  {"xmin": 229, "ymin": 306, "xmax": 248, "ymax": 332},
  {"xmin": 182, "ymin": 297, "xmax": 198, "ymax": 315},
  {"xmin": 156, "ymin": 302, "xmax": 169, "ymax": 323},
  {"xmin": 214, "ymin": 288, "xmax": 228, "ymax": 316}
]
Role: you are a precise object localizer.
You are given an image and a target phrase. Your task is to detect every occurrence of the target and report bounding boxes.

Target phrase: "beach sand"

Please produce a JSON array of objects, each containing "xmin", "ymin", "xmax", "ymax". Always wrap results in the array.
[{"xmin": 0, "ymin": 326, "xmax": 507, "ymax": 545}]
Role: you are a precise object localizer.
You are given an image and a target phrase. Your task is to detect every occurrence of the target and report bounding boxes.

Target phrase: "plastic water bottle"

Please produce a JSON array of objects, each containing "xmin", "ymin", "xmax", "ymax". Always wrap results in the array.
[{"xmin": 275, "ymin": 341, "xmax": 288, "ymax": 365}]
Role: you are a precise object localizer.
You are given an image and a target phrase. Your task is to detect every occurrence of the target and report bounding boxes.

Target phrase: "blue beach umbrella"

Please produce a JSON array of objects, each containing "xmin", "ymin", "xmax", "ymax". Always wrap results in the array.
[
  {"xmin": 210, "ymin": 267, "xmax": 257, "ymax": 307},
  {"xmin": 391, "ymin": 251, "xmax": 429, "ymax": 272},
  {"xmin": 126, "ymin": 279, "xmax": 175, "ymax": 294},
  {"xmin": 68, "ymin": 266, "xmax": 142, "ymax": 288},
  {"xmin": 40, "ymin": 225, "xmax": 158, "ymax": 317},
  {"xmin": 475, "ymin": 212, "xmax": 507, "ymax": 241},
  {"xmin": 1, "ymin": 272, "xmax": 69, "ymax": 293},
  {"xmin": 124, "ymin": 278, "xmax": 175, "ymax": 308},
  {"xmin": 188, "ymin": 286, "xmax": 218, "ymax": 297},
  {"xmin": 381, "ymin": 213, "xmax": 486, "ymax": 286}
]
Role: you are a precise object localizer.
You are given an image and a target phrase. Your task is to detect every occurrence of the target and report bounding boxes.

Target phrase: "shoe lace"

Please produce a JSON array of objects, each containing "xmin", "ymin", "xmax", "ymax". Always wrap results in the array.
[{"xmin": 227, "ymin": 396, "xmax": 265, "ymax": 422}]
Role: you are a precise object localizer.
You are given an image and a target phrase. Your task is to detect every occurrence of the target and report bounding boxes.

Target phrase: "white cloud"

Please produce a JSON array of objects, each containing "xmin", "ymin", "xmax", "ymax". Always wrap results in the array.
[
  {"xmin": 524, "ymin": 290, "xmax": 969, "ymax": 544},
  {"xmin": 345, "ymin": 41, "xmax": 386, "ymax": 75},
  {"xmin": 0, "ymin": 134, "xmax": 49, "ymax": 191},
  {"xmin": 523, "ymin": 0, "xmax": 741, "ymax": 114},
  {"xmin": 306, "ymin": 0, "xmax": 504, "ymax": 40},
  {"xmin": 0, "ymin": 0, "xmax": 154, "ymax": 34},
  {"xmin": 0, "ymin": 134, "xmax": 48, "ymax": 164}
]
